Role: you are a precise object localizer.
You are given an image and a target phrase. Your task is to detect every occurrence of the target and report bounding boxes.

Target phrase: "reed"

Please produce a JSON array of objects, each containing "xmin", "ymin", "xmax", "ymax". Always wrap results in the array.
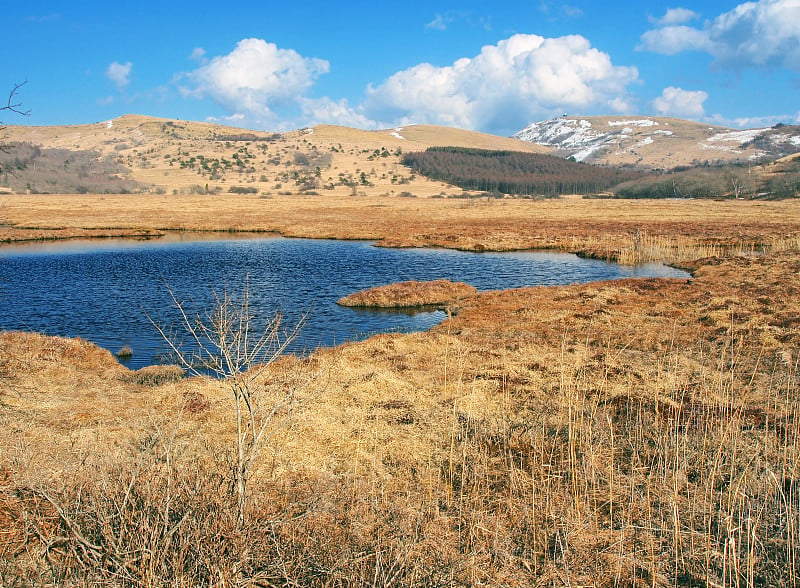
[{"xmin": 616, "ymin": 230, "xmax": 800, "ymax": 265}]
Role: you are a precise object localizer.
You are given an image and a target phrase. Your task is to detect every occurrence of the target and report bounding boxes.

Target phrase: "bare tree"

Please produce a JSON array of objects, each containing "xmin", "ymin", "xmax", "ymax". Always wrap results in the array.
[
  {"xmin": 1, "ymin": 81, "xmax": 30, "ymax": 119},
  {"xmin": 1, "ymin": 82, "xmax": 30, "ymax": 174},
  {"xmin": 149, "ymin": 281, "xmax": 310, "ymax": 525}
]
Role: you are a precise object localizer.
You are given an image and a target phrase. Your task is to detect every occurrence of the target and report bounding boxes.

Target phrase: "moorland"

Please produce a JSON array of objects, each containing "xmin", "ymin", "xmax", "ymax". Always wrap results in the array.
[{"xmin": 1, "ymin": 116, "xmax": 800, "ymax": 586}]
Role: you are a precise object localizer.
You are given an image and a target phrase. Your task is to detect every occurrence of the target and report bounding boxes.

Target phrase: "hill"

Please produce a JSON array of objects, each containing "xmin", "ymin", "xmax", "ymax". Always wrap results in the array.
[
  {"xmin": 0, "ymin": 116, "xmax": 544, "ymax": 197},
  {"xmin": 514, "ymin": 115, "xmax": 800, "ymax": 169}
]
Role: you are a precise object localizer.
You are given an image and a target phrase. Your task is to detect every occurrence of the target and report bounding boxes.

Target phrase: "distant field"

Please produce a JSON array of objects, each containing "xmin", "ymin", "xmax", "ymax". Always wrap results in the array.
[{"xmin": 2, "ymin": 193, "xmax": 800, "ymax": 263}]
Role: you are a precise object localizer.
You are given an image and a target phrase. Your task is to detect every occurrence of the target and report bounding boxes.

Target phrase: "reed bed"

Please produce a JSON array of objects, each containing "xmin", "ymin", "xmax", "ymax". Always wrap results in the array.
[
  {"xmin": 616, "ymin": 230, "xmax": 800, "ymax": 265},
  {"xmin": 2, "ymin": 330, "xmax": 797, "ymax": 586}
]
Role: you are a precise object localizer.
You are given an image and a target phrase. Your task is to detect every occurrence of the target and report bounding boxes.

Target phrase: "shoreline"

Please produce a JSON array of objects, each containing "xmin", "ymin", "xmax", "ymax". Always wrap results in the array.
[{"xmin": 2, "ymin": 193, "xmax": 800, "ymax": 266}]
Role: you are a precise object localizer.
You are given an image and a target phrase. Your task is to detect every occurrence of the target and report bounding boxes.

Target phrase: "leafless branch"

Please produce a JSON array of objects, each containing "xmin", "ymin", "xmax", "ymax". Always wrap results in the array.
[
  {"xmin": 146, "ymin": 279, "xmax": 311, "ymax": 525},
  {"xmin": 2, "ymin": 81, "xmax": 31, "ymax": 117}
]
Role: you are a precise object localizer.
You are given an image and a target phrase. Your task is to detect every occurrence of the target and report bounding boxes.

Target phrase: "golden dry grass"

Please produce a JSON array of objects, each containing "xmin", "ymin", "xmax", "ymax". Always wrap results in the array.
[
  {"xmin": 2, "ymin": 242, "xmax": 800, "ymax": 585},
  {"xmin": 336, "ymin": 280, "xmax": 477, "ymax": 308},
  {"xmin": 2, "ymin": 193, "xmax": 800, "ymax": 265},
  {"xmin": 2, "ymin": 125, "xmax": 800, "ymax": 583}
]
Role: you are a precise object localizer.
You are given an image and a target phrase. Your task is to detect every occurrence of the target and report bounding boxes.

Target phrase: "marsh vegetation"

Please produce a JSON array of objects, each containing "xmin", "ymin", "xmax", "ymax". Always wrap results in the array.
[
  {"xmin": 1, "ymin": 153, "xmax": 800, "ymax": 584},
  {"xmin": 1, "ymin": 246, "xmax": 799, "ymax": 586}
]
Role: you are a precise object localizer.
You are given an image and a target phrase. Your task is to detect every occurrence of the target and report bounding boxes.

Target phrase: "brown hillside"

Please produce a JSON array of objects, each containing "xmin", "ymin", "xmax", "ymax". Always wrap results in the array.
[{"xmin": 2, "ymin": 117, "xmax": 543, "ymax": 198}]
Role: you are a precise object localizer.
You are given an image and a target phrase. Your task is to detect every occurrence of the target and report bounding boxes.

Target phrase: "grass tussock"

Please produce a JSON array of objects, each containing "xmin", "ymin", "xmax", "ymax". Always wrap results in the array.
[
  {"xmin": 337, "ymin": 279, "xmax": 478, "ymax": 309},
  {"xmin": 2, "ymin": 247, "xmax": 800, "ymax": 585},
  {"xmin": 120, "ymin": 364, "xmax": 185, "ymax": 386}
]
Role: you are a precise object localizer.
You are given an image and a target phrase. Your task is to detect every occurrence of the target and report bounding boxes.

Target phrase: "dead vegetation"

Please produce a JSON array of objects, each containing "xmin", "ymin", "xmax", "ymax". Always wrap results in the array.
[
  {"xmin": 2, "ymin": 239, "xmax": 800, "ymax": 585},
  {"xmin": 2, "ymin": 194, "xmax": 800, "ymax": 266},
  {"xmin": 337, "ymin": 279, "xmax": 477, "ymax": 309}
]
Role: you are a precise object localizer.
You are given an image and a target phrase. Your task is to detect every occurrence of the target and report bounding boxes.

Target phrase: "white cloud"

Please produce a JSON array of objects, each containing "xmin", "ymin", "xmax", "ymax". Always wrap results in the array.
[
  {"xmin": 426, "ymin": 14, "xmax": 449, "ymax": 30},
  {"xmin": 651, "ymin": 86, "xmax": 708, "ymax": 119},
  {"xmin": 299, "ymin": 97, "xmax": 380, "ymax": 129},
  {"xmin": 425, "ymin": 11, "xmax": 487, "ymax": 32},
  {"xmin": 649, "ymin": 7, "xmax": 700, "ymax": 26},
  {"xmin": 639, "ymin": 25, "xmax": 713, "ymax": 54},
  {"xmin": 706, "ymin": 111, "xmax": 800, "ymax": 128},
  {"xmin": 184, "ymin": 38, "xmax": 329, "ymax": 123},
  {"xmin": 178, "ymin": 34, "xmax": 638, "ymax": 134},
  {"xmin": 106, "ymin": 61, "xmax": 132, "ymax": 91},
  {"xmin": 189, "ymin": 47, "xmax": 207, "ymax": 63},
  {"xmin": 362, "ymin": 33, "xmax": 638, "ymax": 135},
  {"xmin": 640, "ymin": 0, "xmax": 800, "ymax": 69}
]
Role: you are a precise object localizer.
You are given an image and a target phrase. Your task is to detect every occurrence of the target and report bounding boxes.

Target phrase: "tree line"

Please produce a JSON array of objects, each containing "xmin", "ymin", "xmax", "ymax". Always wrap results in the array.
[{"xmin": 401, "ymin": 147, "xmax": 644, "ymax": 196}]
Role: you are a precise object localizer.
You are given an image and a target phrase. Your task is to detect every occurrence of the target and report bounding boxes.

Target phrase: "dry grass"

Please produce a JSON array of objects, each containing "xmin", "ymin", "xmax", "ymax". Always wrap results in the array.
[
  {"xmin": 2, "ymin": 193, "xmax": 800, "ymax": 265},
  {"xmin": 336, "ymin": 279, "xmax": 477, "ymax": 308},
  {"xmin": 2, "ymin": 242, "xmax": 800, "ymax": 585}
]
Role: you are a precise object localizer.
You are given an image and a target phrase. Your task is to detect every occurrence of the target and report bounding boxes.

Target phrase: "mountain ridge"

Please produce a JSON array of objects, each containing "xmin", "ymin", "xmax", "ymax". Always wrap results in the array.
[{"xmin": 513, "ymin": 115, "xmax": 800, "ymax": 169}]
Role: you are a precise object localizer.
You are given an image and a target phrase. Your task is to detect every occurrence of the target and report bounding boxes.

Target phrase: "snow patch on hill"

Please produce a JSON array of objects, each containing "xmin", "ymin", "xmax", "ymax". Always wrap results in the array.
[
  {"xmin": 608, "ymin": 119, "xmax": 659, "ymax": 128},
  {"xmin": 513, "ymin": 118, "xmax": 617, "ymax": 162},
  {"xmin": 706, "ymin": 129, "xmax": 763, "ymax": 144},
  {"xmin": 513, "ymin": 116, "xmax": 800, "ymax": 166}
]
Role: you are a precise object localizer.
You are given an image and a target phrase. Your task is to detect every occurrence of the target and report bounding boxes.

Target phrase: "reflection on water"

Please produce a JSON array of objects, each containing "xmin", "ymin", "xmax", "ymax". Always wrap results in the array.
[{"xmin": 0, "ymin": 236, "xmax": 689, "ymax": 369}]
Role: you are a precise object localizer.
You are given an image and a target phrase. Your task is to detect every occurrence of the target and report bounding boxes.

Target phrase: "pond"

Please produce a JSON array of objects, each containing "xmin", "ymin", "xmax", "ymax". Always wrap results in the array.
[{"xmin": 0, "ymin": 235, "xmax": 689, "ymax": 369}]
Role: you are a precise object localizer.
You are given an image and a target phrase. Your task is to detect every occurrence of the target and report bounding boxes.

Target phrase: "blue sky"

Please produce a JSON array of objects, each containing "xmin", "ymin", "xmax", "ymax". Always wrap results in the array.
[{"xmin": 3, "ymin": 0, "xmax": 799, "ymax": 135}]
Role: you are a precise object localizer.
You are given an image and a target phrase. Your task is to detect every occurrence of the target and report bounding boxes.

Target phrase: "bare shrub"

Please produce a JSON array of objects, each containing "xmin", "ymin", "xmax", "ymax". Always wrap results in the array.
[
  {"xmin": 0, "ymin": 142, "xmax": 148, "ymax": 194},
  {"xmin": 148, "ymin": 282, "xmax": 310, "ymax": 525}
]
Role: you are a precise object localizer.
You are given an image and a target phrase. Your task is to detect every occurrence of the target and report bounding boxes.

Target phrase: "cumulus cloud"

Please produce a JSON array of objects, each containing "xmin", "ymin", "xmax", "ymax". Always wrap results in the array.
[
  {"xmin": 651, "ymin": 86, "xmax": 708, "ymax": 119},
  {"xmin": 184, "ymin": 38, "xmax": 329, "ymax": 124},
  {"xmin": 362, "ymin": 33, "xmax": 638, "ymax": 135},
  {"xmin": 299, "ymin": 97, "xmax": 380, "ymax": 129},
  {"xmin": 106, "ymin": 61, "xmax": 132, "ymax": 91},
  {"xmin": 640, "ymin": 0, "xmax": 800, "ymax": 69},
  {"xmin": 649, "ymin": 7, "xmax": 700, "ymax": 26},
  {"xmin": 179, "ymin": 34, "xmax": 639, "ymax": 134}
]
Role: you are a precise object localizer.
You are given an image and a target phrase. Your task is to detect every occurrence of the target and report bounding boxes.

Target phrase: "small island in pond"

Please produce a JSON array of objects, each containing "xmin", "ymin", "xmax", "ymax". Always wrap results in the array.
[{"xmin": 337, "ymin": 279, "xmax": 477, "ymax": 309}]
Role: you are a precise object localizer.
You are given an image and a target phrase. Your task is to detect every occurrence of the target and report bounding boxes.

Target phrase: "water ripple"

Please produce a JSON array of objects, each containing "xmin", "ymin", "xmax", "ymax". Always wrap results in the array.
[{"xmin": 0, "ymin": 237, "xmax": 688, "ymax": 369}]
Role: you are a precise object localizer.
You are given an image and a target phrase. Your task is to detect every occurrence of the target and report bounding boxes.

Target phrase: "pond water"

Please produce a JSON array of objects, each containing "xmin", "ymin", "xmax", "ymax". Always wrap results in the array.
[{"xmin": 0, "ymin": 235, "xmax": 689, "ymax": 369}]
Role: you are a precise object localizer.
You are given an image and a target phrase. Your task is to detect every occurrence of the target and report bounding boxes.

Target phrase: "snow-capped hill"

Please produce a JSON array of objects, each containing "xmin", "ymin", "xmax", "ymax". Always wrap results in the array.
[{"xmin": 513, "ymin": 116, "xmax": 800, "ymax": 169}]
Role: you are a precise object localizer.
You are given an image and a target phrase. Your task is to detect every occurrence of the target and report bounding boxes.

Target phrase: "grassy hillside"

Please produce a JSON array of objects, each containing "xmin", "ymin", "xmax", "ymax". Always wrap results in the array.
[
  {"xmin": 611, "ymin": 157, "xmax": 800, "ymax": 200},
  {"xmin": 515, "ymin": 115, "xmax": 800, "ymax": 169},
  {"xmin": 1, "ymin": 117, "xmax": 543, "ymax": 198}
]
